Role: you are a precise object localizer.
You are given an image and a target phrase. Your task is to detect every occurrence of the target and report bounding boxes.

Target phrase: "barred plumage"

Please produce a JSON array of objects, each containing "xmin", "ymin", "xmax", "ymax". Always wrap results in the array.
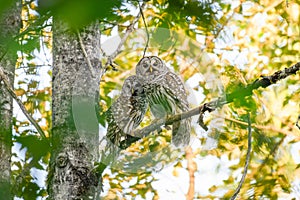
[
  {"xmin": 106, "ymin": 75, "xmax": 147, "ymax": 149},
  {"xmin": 136, "ymin": 56, "xmax": 191, "ymax": 146}
]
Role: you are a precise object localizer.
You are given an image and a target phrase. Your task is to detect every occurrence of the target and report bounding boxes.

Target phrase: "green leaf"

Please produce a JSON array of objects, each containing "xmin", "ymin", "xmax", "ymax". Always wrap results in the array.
[{"xmin": 15, "ymin": 135, "xmax": 49, "ymax": 160}]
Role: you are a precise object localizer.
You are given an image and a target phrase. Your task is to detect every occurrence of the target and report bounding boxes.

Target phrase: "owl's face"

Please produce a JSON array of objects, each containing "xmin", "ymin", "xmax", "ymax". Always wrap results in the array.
[
  {"xmin": 121, "ymin": 76, "xmax": 143, "ymax": 97},
  {"xmin": 136, "ymin": 56, "xmax": 166, "ymax": 77}
]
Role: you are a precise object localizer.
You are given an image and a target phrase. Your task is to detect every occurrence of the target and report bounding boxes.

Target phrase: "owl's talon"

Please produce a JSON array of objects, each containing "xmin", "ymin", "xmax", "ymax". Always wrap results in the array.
[
  {"xmin": 110, "ymin": 63, "xmax": 118, "ymax": 71},
  {"xmin": 105, "ymin": 56, "xmax": 119, "ymax": 71}
]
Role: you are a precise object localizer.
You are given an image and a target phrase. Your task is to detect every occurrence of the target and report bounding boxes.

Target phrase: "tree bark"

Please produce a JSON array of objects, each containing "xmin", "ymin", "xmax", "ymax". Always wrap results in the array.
[
  {"xmin": 0, "ymin": 1, "xmax": 21, "ymax": 199},
  {"xmin": 48, "ymin": 17, "xmax": 102, "ymax": 199}
]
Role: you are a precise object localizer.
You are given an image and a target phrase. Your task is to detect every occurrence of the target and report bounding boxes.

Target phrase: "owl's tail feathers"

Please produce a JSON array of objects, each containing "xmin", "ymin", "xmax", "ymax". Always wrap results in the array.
[{"xmin": 171, "ymin": 118, "xmax": 191, "ymax": 147}]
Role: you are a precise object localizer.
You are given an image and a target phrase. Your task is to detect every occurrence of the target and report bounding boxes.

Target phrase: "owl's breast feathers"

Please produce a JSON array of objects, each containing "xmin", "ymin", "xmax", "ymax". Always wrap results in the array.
[{"xmin": 142, "ymin": 70, "xmax": 188, "ymax": 115}]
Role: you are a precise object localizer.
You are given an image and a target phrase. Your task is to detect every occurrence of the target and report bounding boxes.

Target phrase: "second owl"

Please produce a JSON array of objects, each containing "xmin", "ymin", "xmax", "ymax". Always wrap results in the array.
[{"xmin": 106, "ymin": 75, "xmax": 148, "ymax": 149}]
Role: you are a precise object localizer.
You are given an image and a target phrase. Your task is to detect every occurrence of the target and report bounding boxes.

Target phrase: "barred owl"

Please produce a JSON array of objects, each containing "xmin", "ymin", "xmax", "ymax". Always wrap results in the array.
[
  {"xmin": 136, "ymin": 56, "xmax": 191, "ymax": 146},
  {"xmin": 106, "ymin": 75, "xmax": 147, "ymax": 149}
]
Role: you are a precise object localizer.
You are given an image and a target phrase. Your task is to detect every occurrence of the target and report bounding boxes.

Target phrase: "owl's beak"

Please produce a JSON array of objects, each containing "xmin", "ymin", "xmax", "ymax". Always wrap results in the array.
[
  {"xmin": 131, "ymin": 88, "xmax": 134, "ymax": 94},
  {"xmin": 149, "ymin": 66, "xmax": 153, "ymax": 73}
]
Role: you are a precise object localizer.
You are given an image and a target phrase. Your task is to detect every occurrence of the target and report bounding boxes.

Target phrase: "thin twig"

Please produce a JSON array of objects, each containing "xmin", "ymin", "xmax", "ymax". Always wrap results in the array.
[
  {"xmin": 296, "ymin": 115, "xmax": 300, "ymax": 130},
  {"xmin": 138, "ymin": 1, "xmax": 149, "ymax": 57},
  {"xmin": 100, "ymin": 20, "xmax": 128, "ymax": 27},
  {"xmin": 130, "ymin": 62, "xmax": 300, "ymax": 140},
  {"xmin": 76, "ymin": 30, "xmax": 96, "ymax": 78},
  {"xmin": 214, "ymin": 8, "xmax": 236, "ymax": 40},
  {"xmin": 222, "ymin": 115, "xmax": 288, "ymax": 180},
  {"xmin": 16, "ymin": 64, "xmax": 52, "ymax": 69},
  {"xmin": 103, "ymin": 2, "xmax": 146, "ymax": 69},
  {"xmin": 0, "ymin": 66, "xmax": 47, "ymax": 139},
  {"xmin": 230, "ymin": 113, "xmax": 252, "ymax": 200},
  {"xmin": 0, "ymin": 13, "xmax": 51, "ymax": 63}
]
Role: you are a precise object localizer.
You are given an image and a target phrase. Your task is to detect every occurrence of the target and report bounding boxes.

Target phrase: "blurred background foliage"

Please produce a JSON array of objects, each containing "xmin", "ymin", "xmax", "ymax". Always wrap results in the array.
[{"xmin": 1, "ymin": 0, "xmax": 299, "ymax": 199}]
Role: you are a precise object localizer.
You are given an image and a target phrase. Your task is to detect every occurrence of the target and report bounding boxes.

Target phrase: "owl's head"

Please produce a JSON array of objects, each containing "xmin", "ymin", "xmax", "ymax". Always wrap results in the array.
[
  {"xmin": 121, "ymin": 75, "xmax": 143, "ymax": 97},
  {"xmin": 136, "ymin": 56, "xmax": 166, "ymax": 77}
]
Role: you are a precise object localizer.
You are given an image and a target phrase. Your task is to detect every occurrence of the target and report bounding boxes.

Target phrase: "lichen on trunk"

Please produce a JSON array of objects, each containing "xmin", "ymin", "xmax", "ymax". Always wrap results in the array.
[
  {"xmin": 49, "ymin": 18, "xmax": 103, "ymax": 199},
  {"xmin": 0, "ymin": 1, "xmax": 21, "ymax": 199}
]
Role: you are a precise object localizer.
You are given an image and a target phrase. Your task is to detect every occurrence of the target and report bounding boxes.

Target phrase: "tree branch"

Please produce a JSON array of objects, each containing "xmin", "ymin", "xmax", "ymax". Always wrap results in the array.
[
  {"xmin": 131, "ymin": 62, "xmax": 300, "ymax": 139},
  {"xmin": 138, "ymin": 1, "xmax": 149, "ymax": 57},
  {"xmin": 0, "ymin": 66, "xmax": 47, "ymax": 139},
  {"xmin": 103, "ymin": 2, "xmax": 146, "ymax": 69},
  {"xmin": 230, "ymin": 114, "xmax": 252, "ymax": 200},
  {"xmin": 76, "ymin": 30, "xmax": 96, "ymax": 78}
]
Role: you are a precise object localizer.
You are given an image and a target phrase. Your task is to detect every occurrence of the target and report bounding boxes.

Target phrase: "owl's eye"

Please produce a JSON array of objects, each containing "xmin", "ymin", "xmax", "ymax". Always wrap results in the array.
[
  {"xmin": 124, "ymin": 85, "xmax": 130, "ymax": 91},
  {"xmin": 134, "ymin": 82, "xmax": 141, "ymax": 88},
  {"xmin": 142, "ymin": 63, "xmax": 148, "ymax": 68},
  {"xmin": 153, "ymin": 61, "xmax": 159, "ymax": 66}
]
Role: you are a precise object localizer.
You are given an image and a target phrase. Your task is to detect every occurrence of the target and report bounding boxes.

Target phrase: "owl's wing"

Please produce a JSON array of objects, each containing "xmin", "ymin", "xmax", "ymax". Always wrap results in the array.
[
  {"xmin": 122, "ymin": 116, "xmax": 135, "ymax": 135},
  {"xmin": 110, "ymin": 95, "xmax": 147, "ymax": 135},
  {"xmin": 105, "ymin": 106, "xmax": 121, "ymax": 144},
  {"xmin": 124, "ymin": 95, "xmax": 148, "ymax": 134},
  {"xmin": 164, "ymin": 71, "xmax": 189, "ymax": 112},
  {"xmin": 164, "ymin": 71, "xmax": 191, "ymax": 146}
]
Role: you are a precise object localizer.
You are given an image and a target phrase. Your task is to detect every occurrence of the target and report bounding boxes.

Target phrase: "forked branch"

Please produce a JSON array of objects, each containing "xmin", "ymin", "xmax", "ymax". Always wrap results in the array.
[{"xmin": 102, "ymin": 2, "xmax": 146, "ymax": 70}]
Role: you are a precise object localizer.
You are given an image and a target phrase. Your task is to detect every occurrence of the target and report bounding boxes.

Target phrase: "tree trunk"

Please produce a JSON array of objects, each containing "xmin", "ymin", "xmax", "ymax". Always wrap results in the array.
[
  {"xmin": 0, "ymin": 1, "xmax": 21, "ymax": 199},
  {"xmin": 48, "ymin": 18, "xmax": 102, "ymax": 199}
]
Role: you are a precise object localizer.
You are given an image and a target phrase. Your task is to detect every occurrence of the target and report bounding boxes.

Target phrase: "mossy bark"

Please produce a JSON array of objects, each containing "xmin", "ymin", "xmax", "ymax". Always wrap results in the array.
[
  {"xmin": 48, "ymin": 19, "xmax": 102, "ymax": 199},
  {"xmin": 0, "ymin": 1, "xmax": 21, "ymax": 199}
]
